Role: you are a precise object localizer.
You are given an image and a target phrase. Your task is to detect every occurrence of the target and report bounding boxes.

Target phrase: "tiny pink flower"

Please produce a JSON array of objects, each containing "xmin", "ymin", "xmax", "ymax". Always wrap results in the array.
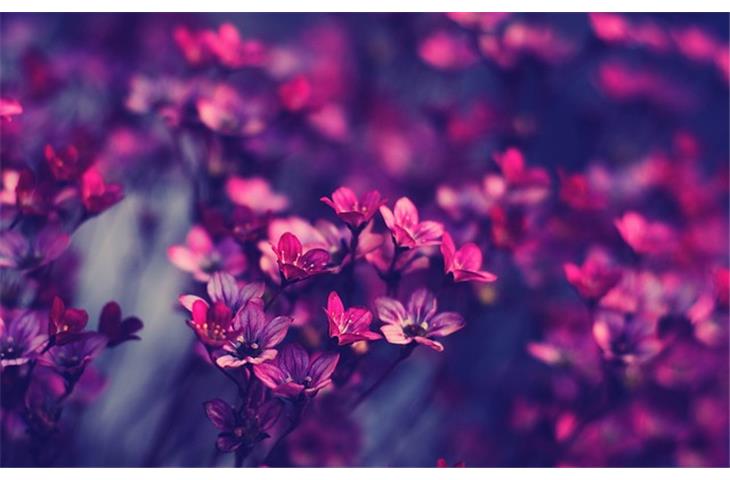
[
  {"xmin": 48, "ymin": 296, "xmax": 89, "ymax": 345},
  {"xmin": 563, "ymin": 248, "xmax": 623, "ymax": 302},
  {"xmin": 253, "ymin": 343, "xmax": 339, "ymax": 398},
  {"xmin": 187, "ymin": 300, "xmax": 238, "ymax": 348},
  {"xmin": 379, "ymin": 197, "xmax": 444, "ymax": 249},
  {"xmin": 325, "ymin": 291, "xmax": 381, "ymax": 346},
  {"xmin": 80, "ymin": 166, "xmax": 124, "ymax": 215},
  {"xmin": 168, "ymin": 226, "xmax": 246, "ymax": 282},
  {"xmin": 375, "ymin": 289, "xmax": 464, "ymax": 352},
  {"xmin": 614, "ymin": 211, "xmax": 676, "ymax": 255},
  {"xmin": 271, "ymin": 232, "xmax": 329, "ymax": 282},
  {"xmin": 0, "ymin": 98, "xmax": 22, "ymax": 121},
  {"xmin": 215, "ymin": 304, "xmax": 292, "ymax": 369},
  {"xmin": 320, "ymin": 187, "xmax": 386, "ymax": 230},
  {"xmin": 225, "ymin": 176, "xmax": 288, "ymax": 214},
  {"xmin": 440, "ymin": 232, "xmax": 497, "ymax": 283}
]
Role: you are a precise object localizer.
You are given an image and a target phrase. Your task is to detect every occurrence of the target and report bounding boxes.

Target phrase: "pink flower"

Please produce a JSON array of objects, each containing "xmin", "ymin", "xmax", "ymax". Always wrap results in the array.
[
  {"xmin": 168, "ymin": 226, "xmax": 246, "ymax": 282},
  {"xmin": 215, "ymin": 304, "xmax": 292, "ymax": 368},
  {"xmin": 98, "ymin": 302, "xmax": 143, "ymax": 347},
  {"xmin": 0, "ymin": 98, "xmax": 22, "ymax": 121},
  {"xmin": 271, "ymin": 232, "xmax": 329, "ymax": 282},
  {"xmin": 493, "ymin": 147, "xmax": 551, "ymax": 205},
  {"xmin": 375, "ymin": 289, "xmax": 464, "ymax": 352},
  {"xmin": 379, "ymin": 197, "xmax": 444, "ymax": 249},
  {"xmin": 48, "ymin": 296, "xmax": 89, "ymax": 345},
  {"xmin": 204, "ymin": 398, "xmax": 281, "ymax": 453},
  {"xmin": 614, "ymin": 211, "xmax": 676, "ymax": 255},
  {"xmin": 196, "ymin": 83, "xmax": 273, "ymax": 137},
  {"xmin": 279, "ymin": 75, "xmax": 312, "ymax": 112},
  {"xmin": 440, "ymin": 232, "xmax": 497, "ymax": 283},
  {"xmin": 320, "ymin": 187, "xmax": 386, "ymax": 230},
  {"xmin": 0, "ymin": 309, "xmax": 47, "ymax": 368},
  {"xmin": 180, "ymin": 273, "xmax": 265, "ymax": 347},
  {"xmin": 418, "ymin": 31, "xmax": 478, "ymax": 70},
  {"xmin": 564, "ymin": 248, "xmax": 623, "ymax": 302},
  {"xmin": 325, "ymin": 291, "xmax": 381, "ymax": 346},
  {"xmin": 225, "ymin": 176, "xmax": 288, "ymax": 214},
  {"xmin": 80, "ymin": 167, "xmax": 124, "ymax": 215},
  {"xmin": 253, "ymin": 343, "xmax": 339, "ymax": 398}
]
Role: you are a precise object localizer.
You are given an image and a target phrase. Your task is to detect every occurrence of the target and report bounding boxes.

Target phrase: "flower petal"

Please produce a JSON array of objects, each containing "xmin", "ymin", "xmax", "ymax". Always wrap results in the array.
[{"xmin": 375, "ymin": 298, "xmax": 407, "ymax": 325}]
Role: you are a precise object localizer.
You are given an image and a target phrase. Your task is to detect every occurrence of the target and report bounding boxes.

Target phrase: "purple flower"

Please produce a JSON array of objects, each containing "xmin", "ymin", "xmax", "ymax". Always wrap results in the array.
[
  {"xmin": 215, "ymin": 304, "xmax": 292, "ymax": 368},
  {"xmin": 325, "ymin": 291, "xmax": 381, "ymax": 346},
  {"xmin": 592, "ymin": 309, "xmax": 662, "ymax": 365},
  {"xmin": 320, "ymin": 187, "xmax": 386, "ymax": 230},
  {"xmin": 0, "ymin": 308, "xmax": 47, "ymax": 368},
  {"xmin": 253, "ymin": 344, "xmax": 339, "ymax": 398},
  {"xmin": 204, "ymin": 398, "xmax": 282, "ymax": 453},
  {"xmin": 0, "ymin": 227, "xmax": 70, "ymax": 271},
  {"xmin": 168, "ymin": 226, "xmax": 246, "ymax": 282},
  {"xmin": 38, "ymin": 332, "xmax": 108, "ymax": 376},
  {"xmin": 375, "ymin": 289, "xmax": 465, "ymax": 352}
]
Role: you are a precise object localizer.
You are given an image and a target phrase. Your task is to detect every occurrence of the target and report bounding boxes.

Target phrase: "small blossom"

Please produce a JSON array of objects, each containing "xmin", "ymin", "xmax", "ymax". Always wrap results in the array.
[
  {"xmin": 98, "ymin": 302, "xmax": 143, "ymax": 347},
  {"xmin": 80, "ymin": 167, "xmax": 124, "ymax": 215},
  {"xmin": 215, "ymin": 304, "xmax": 292, "ymax": 368},
  {"xmin": 440, "ymin": 232, "xmax": 497, "ymax": 283},
  {"xmin": 379, "ymin": 197, "xmax": 444, "ymax": 249},
  {"xmin": 253, "ymin": 343, "xmax": 339, "ymax": 398},
  {"xmin": 0, "ymin": 227, "xmax": 70, "ymax": 271},
  {"xmin": 0, "ymin": 309, "xmax": 47, "ymax": 368},
  {"xmin": 271, "ymin": 232, "xmax": 330, "ymax": 282},
  {"xmin": 592, "ymin": 309, "xmax": 662, "ymax": 365},
  {"xmin": 614, "ymin": 211, "xmax": 676, "ymax": 255},
  {"xmin": 279, "ymin": 75, "xmax": 312, "ymax": 111},
  {"xmin": 321, "ymin": 187, "xmax": 386, "ymax": 230},
  {"xmin": 0, "ymin": 98, "xmax": 22, "ymax": 121},
  {"xmin": 325, "ymin": 291, "xmax": 381, "ymax": 346},
  {"xmin": 375, "ymin": 289, "xmax": 464, "ymax": 352},
  {"xmin": 48, "ymin": 296, "xmax": 89, "ymax": 345},
  {"xmin": 168, "ymin": 226, "xmax": 246, "ymax": 282},
  {"xmin": 186, "ymin": 300, "xmax": 238, "ymax": 348},
  {"xmin": 180, "ymin": 272, "xmax": 265, "ymax": 315},
  {"xmin": 38, "ymin": 332, "xmax": 108, "ymax": 377},
  {"xmin": 225, "ymin": 176, "xmax": 288, "ymax": 214},
  {"xmin": 204, "ymin": 398, "xmax": 282, "ymax": 453},
  {"xmin": 564, "ymin": 248, "xmax": 623, "ymax": 302}
]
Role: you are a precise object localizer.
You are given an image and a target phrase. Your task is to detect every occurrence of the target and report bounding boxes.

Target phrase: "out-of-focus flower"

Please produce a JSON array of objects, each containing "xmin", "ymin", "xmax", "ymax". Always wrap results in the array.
[
  {"xmin": 225, "ymin": 176, "xmax": 288, "ymax": 214},
  {"xmin": 375, "ymin": 289, "xmax": 464, "ymax": 352},
  {"xmin": 321, "ymin": 187, "xmax": 386, "ymax": 230},
  {"xmin": 436, "ymin": 458, "xmax": 465, "ymax": 467},
  {"xmin": 174, "ymin": 23, "xmax": 267, "ymax": 69},
  {"xmin": 279, "ymin": 75, "xmax": 312, "ymax": 111},
  {"xmin": 168, "ymin": 226, "xmax": 246, "ymax": 282},
  {"xmin": 204, "ymin": 398, "xmax": 281, "ymax": 453},
  {"xmin": 0, "ymin": 98, "xmax": 22, "ymax": 121},
  {"xmin": 48, "ymin": 296, "xmax": 88, "ymax": 345},
  {"xmin": 494, "ymin": 147, "xmax": 551, "ymax": 205},
  {"xmin": 271, "ymin": 232, "xmax": 330, "ymax": 282},
  {"xmin": 197, "ymin": 83, "xmax": 274, "ymax": 137},
  {"xmin": 325, "ymin": 291, "xmax": 381, "ymax": 346},
  {"xmin": 98, "ymin": 301, "xmax": 143, "ymax": 347},
  {"xmin": 0, "ymin": 227, "xmax": 70, "ymax": 271},
  {"xmin": 558, "ymin": 171, "xmax": 606, "ymax": 211},
  {"xmin": 379, "ymin": 197, "xmax": 444, "ymax": 249},
  {"xmin": 80, "ymin": 167, "xmax": 124, "ymax": 215},
  {"xmin": 419, "ymin": 31, "xmax": 479, "ymax": 70},
  {"xmin": 592, "ymin": 309, "xmax": 662, "ymax": 364},
  {"xmin": 614, "ymin": 211, "xmax": 676, "ymax": 255},
  {"xmin": 216, "ymin": 304, "xmax": 292, "ymax": 368},
  {"xmin": 440, "ymin": 232, "xmax": 497, "ymax": 283},
  {"xmin": 0, "ymin": 309, "xmax": 47, "ymax": 368},
  {"xmin": 564, "ymin": 248, "xmax": 623, "ymax": 302},
  {"xmin": 44, "ymin": 144, "xmax": 88, "ymax": 181},
  {"xmin": 253, "ymin": 343, "xmax": 339, "ymax": 398},
  {"xmin": 39, "ymin": 332, "xmax": 108, "ymax": 377}
]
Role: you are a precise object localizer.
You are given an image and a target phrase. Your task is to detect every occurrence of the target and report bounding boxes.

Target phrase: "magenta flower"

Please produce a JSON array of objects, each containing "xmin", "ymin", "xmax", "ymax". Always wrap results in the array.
[
  {"xmin": 98, "ymin": 302, "xmax": 143, "ymax": 347},
  {"xmin": 48, "ymin": 296, "xmax": 89, "ymax": 345},
  {"xmin": 0, "ymin": 309, "xmax": 47, "ymax": 368},
  {"xmin": 379, "ymin": 197, "xmax": 444, "ymax": 249},
  {"xmin": 225, "ymin": 176, "xmax": 288, "ymax": 214},
  {"xmin": 325, "ymin": 291, "xmax": 381, "ymax": 346},
  {"xmin": 38, "ymin": 332, "xmax": 108, "ymax": 376},
  {"xmin": 204, "ymin": 398, "xmax": 282, "ymax": 453},
  {"xmin": 271, "ymin": 232, "xmax": 329, "ymax": 282},
  {"xmin": 0, "ymin": 98, "xmax": 22, "ymax": 121},
  {"xmin": 0, "ymin": 227, "xmax": 70, "ymax": 271},
  {"xmin": 80, "ymin": 167, "xmax": 124, "ymax": 215},
  {"xmin": 564, "ymin": 248, "xmax": 623, "ymax": 302},
  {"xmin": 375, "ymin": 289, "xmax": 464, "ymax": 352},
  {"xmin": 215, "ymin": 304, "xmax": 292, "ymax": 368},
  {"xmin": 168, "ymin": 226, "xmax": 246, "ymax": 282},
  {"xmin": 253, "ymin": 343, "xmax": 339, "ymax": 398},
  {"xmin": 440, "ymin": 232, "xmax": 497, "ymax": 283},
  {"xmin": 614, "ymin": 211, "xmax": 676, "ymax": 255},
  {"xmin": 320, "ymin": 187, "xmax": 386, "ymax": 230},
  {"xmin": 186, "ymin": 300, "xmax": 237, "ymax": 348}
]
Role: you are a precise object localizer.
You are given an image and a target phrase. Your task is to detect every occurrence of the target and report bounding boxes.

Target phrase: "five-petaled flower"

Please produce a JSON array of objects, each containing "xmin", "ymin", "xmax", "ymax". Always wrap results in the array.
[
  {"xmin": 563, "ymin": 248, "xmax": 623, "ymax": 302},
  {"xmin": 325, "ymin": 291, "xmax": 381, "ymax": 345},
  {"xmin": 168, "ymin": 226, "xmax": 247, "ymax": 282},
  {"xmin": 375, "ymin": 289, "xmax": 464, "ymax": 352},
  {"xmin": 271, "ymin": 232, "xmax": 330, "ymax": 282},
  {"xmin": 440, "ymin": 232, "xmax": 497, "ymax": 283},
  {"xmin": 80, "ymin": 167, "xmax": 124, "ymax": 215},
  {"xmin": 379, "ymin": 197, "xmax": 444, "ymax": 249},
  {"xmin": 48, "ymin": 296, "xmax": 89, "ymax": 345},
  {"xmin": 253, "ymin": 343, "xmax": 339, "ymax": 398},
  {"xmin": 321, "ymin": 187, "xmax": 386, "ymax": 230},
  {"xmin": 0, "ymin": 309, "xmax": 47, "ymax": 368},
  {"xmin": 592, "ymin": 309, "xmax": 662, "ymax": 365},
  {"xmin": 216, "ymin": 304, "xmax": 292, "ymax": 368},
  {"xmin": 204, "ymin": 398, "xmax": 282, "ymax": 453},
  {"xmin": 38, "ymin": 332, "xmax": 108, "ymax": 378}
]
